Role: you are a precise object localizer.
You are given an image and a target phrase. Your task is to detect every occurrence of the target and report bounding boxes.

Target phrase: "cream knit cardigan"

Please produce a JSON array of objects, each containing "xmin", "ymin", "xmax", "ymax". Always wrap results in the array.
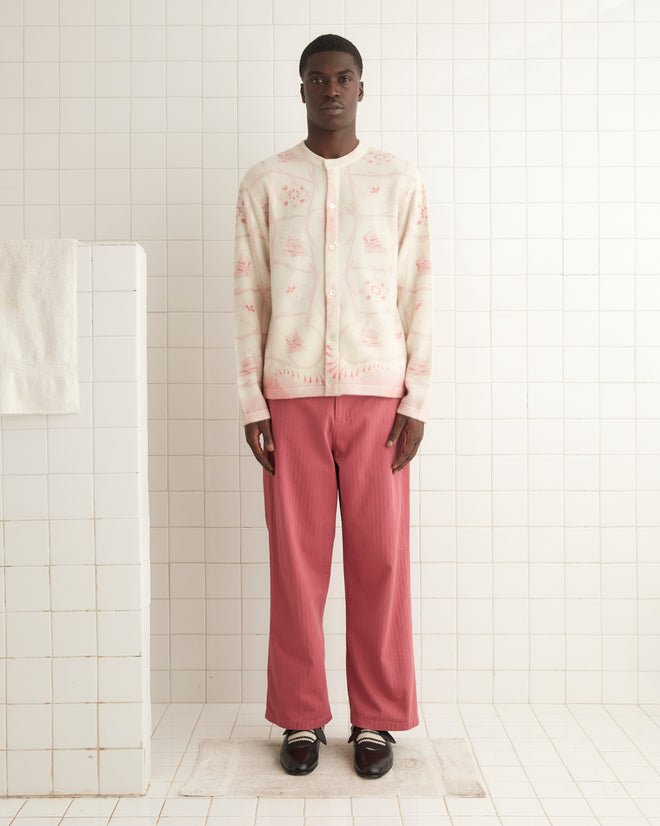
[{"xmin": 234, "ymin": 140, "xmax": 432, "ymax": 426}]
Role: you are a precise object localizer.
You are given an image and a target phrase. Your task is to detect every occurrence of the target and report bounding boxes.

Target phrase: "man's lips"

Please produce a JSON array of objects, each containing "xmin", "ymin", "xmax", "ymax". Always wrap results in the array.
[{"xmin": 321, "ymin": 105, "xmax": 343, "ymax": 111}]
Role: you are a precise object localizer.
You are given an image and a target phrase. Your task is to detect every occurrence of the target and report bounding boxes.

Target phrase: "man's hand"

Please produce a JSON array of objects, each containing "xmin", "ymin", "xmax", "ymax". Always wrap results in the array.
[
  {"xmin": 387, "ymin": 413, "xmax": 424, "ymax": 473},
  {"xmin": 244, "ymin": 419, "xmax": 275, "ymax": 475}
]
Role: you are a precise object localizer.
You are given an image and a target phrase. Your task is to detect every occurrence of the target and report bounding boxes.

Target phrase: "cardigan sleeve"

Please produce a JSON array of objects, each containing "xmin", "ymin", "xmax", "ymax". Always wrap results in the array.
[
  {"xmin": 395, "ymin": 171, "xmax": 433, "ymax": 423},
  {"xmin": 233, "ymin": 173, "xmax": 272, "ymax": 426}
]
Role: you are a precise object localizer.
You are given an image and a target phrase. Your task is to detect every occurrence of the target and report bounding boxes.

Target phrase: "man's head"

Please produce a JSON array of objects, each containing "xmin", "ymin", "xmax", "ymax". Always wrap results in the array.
[
  {"xmin": 299, "ymin": 34, "xmax": 363, "ymax": 79},
  {"xmin": 299, "ymin": 34, "xmax": 364, "ymax": 139}
]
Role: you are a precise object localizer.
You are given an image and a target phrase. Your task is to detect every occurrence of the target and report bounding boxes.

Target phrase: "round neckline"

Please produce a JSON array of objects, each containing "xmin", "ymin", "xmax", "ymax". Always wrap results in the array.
[{"xmin": 299, "ymin": 140, "xmax": 369, "ymax": 167}]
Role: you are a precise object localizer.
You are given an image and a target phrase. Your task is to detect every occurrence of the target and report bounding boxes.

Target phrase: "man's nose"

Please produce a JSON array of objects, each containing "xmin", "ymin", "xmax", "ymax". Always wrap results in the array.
[{"xmin": 324, "ymin": 82, "xmax": 340, "ymax": 97}]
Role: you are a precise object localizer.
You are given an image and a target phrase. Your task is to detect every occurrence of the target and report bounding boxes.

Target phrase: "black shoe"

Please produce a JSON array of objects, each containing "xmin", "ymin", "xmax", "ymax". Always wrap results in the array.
[
  {"xmin": 349, "ymin": 726, "xmax": 396, "ymax": 778},
  {"xmin": 280, "ymin": 727, "xmax": 327, "ymax": 775}
]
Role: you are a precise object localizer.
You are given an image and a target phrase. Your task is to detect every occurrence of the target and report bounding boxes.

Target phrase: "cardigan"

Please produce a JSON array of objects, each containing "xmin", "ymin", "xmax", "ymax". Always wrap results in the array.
[{"xmin": 233, "ymin": 140, "xmax": 432, "ymax": 426}]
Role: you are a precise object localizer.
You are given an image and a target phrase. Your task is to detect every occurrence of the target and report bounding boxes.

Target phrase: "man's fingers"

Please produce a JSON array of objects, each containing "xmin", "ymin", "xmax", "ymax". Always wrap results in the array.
[
  {"xmin": 244, "ymin": 420, "xmax": 275, "ymax": 474},
  {"xmin": 252, "ymin": 442, "xmax": 275, "ymax": 474},
  {"xmin": 260, "ymin": 419, "xmax": 275, "ymax": 452},
  {"xmin": 391, "ymin": 415, "xmax": 425, "ymax": 473},
  {"xmin": 392, "ymin": 437, "xmax": 420, "ymax": 473},
  {"xmin": 386, "ymin": 413, "xmax": 406, "ymax": 447}
]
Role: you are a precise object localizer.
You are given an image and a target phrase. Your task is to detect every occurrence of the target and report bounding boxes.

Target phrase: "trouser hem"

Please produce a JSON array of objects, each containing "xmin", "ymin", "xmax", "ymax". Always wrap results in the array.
[
  {"xmin": 350, "ymin": 715, "xmax": 420, "ymax": 732},
  {"xmin": 266, "ymin": 711, "xmax": 333, "ymax": 731}
]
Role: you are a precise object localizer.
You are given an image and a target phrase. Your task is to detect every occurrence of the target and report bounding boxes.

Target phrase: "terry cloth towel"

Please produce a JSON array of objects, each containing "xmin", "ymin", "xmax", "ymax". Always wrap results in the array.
[{"xmin": 0, "ymin": 239, "xmax": 79, "ymax": 414}]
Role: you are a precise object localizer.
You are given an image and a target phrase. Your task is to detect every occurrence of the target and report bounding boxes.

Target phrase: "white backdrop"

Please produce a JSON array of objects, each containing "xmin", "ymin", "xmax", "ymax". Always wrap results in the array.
[{"xmin": 2, "ymin": 0, "xmax": 659, "ymax": 704}]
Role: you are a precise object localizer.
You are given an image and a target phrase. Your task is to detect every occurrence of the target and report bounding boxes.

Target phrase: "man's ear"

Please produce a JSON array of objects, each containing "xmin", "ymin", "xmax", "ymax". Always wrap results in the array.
[
  {"xmin": 300, "ymin": 82, "xmax": 305, "ymax": 103},
  {"xmin": 358, "ymin": 81, "xmax": 364, "ymax": 101}
]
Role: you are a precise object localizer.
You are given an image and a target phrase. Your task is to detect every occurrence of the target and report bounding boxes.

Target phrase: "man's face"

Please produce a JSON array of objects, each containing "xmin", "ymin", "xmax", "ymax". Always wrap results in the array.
[{"xmin": 300, "ymin": 51, "xmax": 364, "ymax": 134}]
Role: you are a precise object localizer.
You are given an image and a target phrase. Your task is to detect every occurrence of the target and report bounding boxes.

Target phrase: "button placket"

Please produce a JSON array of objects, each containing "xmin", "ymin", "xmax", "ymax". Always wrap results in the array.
[{"xmin": 324, "ymin": 163, "xmax": 340, "ymax": 393}]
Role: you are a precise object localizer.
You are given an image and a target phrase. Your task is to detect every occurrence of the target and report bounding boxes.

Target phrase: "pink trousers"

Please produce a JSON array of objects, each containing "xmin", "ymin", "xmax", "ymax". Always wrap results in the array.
[{"xmin": 263, "ymin": 396, "xmax": 418, "ymax": 732}]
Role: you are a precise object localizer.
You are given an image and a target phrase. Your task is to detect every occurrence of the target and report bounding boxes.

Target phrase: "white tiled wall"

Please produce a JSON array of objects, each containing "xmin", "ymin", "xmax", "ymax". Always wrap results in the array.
[
  {"xmin": 0, "ymin": 243, "xmax": 151, "ymax": 795},
  {"xmin": 1, "ymin": 0, "xmax": 659, "ymax": 707}
]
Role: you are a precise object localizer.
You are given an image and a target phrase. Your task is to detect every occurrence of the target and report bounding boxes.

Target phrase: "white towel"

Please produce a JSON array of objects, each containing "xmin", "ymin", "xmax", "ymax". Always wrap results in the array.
[{"xmin": 0, "ymin": 239, "xmax": 79, "ymax": 414}]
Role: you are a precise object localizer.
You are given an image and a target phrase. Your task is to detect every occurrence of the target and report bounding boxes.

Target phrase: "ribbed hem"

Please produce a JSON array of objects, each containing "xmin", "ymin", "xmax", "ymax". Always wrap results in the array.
[
  {"xmin": 241, "ymin": 406, "xmax": 271, "ymax": 426},
  {"xmin": 264, "ymin": 385, "xmax": 405, "ymax": 402},
  {"xmin": 396, "ymin": 397, "xmax": 429, "ymax": 424}
]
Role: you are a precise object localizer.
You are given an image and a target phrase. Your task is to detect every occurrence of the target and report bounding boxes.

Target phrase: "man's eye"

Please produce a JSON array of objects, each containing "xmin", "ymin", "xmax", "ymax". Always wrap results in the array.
[{"xmin": 340, "ymin": 76, "xmax": 352, "ymax": 82}]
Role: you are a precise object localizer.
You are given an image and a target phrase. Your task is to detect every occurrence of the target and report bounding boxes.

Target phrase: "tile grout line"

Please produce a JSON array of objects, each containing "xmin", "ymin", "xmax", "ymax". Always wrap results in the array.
[
  {"xmin": 7, "ymin": 701, "xmax": 660, "ymax": 824},
  {"xmin": 454, "ymin": 703, "xmax": 504, "ymax": 825},
  {"xmin": 602, "ymin": 702, "xmax": 660, "ymax": 810},
  {"xmin": 530, "ymin": 703, "xmax": 616, "ymax": 824},
  {"xmin": 566, "ymin": 702, "xmax": 653, "ymax": 824},
  {"xmin": 496, "ymin": 704, "xmax": 566, "ymax": 825},
  {"xmin": 632, "ymin": 0, "xmax": 641, "ymax": 712}
]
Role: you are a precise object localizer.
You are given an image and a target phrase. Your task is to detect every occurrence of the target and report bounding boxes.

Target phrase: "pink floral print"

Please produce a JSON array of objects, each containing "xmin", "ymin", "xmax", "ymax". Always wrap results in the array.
[{"xmin": 234, "ymin": 141, "xmax": 432, "ymax": 426}]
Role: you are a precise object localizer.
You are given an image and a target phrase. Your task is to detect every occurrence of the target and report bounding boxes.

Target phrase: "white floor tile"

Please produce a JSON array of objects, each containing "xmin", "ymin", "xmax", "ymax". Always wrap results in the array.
[
  {"xmin": 257, "ymin": 797, "xmax": 305, "ymax": 816},
  {"xmin": 0, "ymin": 801, "xmax": 25, "ymax": 817},
  {"xmin": 108, "ymin": 819, "xmax": 158, "ymax": 826},
  {"xmin": 188, "ymin": 726, "xmax": 233, "ymax": 740},
  {"xmin": 208, "ymin": 799, "xmax": 258, "ymax": 817},
  {"xmin": 198, "ymin": 704, "xmax": 240, "ymax": 723},
  {"xmin": 164, "ymin": 782, "xmax": 189, "ymax": 797},
  {"xmin": 146, "ymin": 781, "xmax": 171, "ymax": 796},
  {"xmin": 206, "ymin": 818, "xmax": 254, "ymax": 826},
  {"xmin": 624, "ymin": 781, "xmax": 660, "ymax": 797},
  {"xmin": 151, "ymin": 739, "xmax": 191, "ymax": 752},
  {"xmin": 111, "ymin": 798, "xmax": 164, "ymax": 817},
  {"xmin": 530, "ymin": 781, "xmax": 583, "ymax": 798},
  {"xmin": 398, "ymin": 796, "xmax": 448, "ymax": 816},
  {"xmin": 597, "ymin": 819, "xmax": 652, "ymax": 826},
  {"xmin": 351, "ymin": 797, "xmax": 400, "ymax": 817},
  {"xmin": 304, "ymin": 798, "xmax": 352, "ymax": 817},
  {"xmin": 445, "ymin": 797, "xmax": 498, "ymax": 816},
  {"xmin": 638, "ymin": 799, "xmax": 660, "ymax": 817},
  {"xmin": 158, "ymin": 818, "xmax": 209, "ymax": 826},
  {"xmin": 588, "ymin": 797, "xmax": 648, "ymax": 816},
  {"xmin": 159, "ymin": 799, "xmax": 211, "ymax": 817},
  {"xmin": 399, "ymin": 817, "xmax": 452, "ymax": 826},
  {"xmin": 12, "ymin": 820, "xmax": 71, "ymax": 826},
  {"xmin": 487, "ymin": 781, "xmax": 538, "ymax": 797},
  {"xmin": 36, "ymin": 701, "xmax": 659, "ymax": 826},
  {"xmin": 16, "ymin": 799, "xmax": 72, "ymax": 816},
  {"xmin": 65, "ymin": 798, "xmax": 119, "ymax": 817},
  {"xmin": 536, "ymin": 819, "xmax": 600, "ymax": 826},
  {"xmin": 491, "ymin": 797, "xmax": 547, "ymax": 816},
  {"xmin": 303, "ymin": 818, "xmax": 353, "ymax": 826},
  {"xmin": 231, "ymin": 724, "xmax": 272, "ymax": 739},
  {"xmin": 234, "ymin": 704, "xmax": 268, "ymax": 724},
  {"xmin": 538, "ymin": 798, "xmax": 596, "ymax": 817}
]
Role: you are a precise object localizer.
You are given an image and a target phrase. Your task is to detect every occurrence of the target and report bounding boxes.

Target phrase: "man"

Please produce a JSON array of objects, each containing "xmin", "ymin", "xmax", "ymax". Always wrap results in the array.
[{"xmin": 233, "ymin": 34, "xmax": 432, "ymax": 779}]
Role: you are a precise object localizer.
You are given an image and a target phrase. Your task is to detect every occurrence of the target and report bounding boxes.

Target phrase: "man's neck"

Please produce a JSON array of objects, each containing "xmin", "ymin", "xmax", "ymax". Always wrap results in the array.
[{"xmin": 304, "ymin": 130, "xmax": 359, "ymax": 160}]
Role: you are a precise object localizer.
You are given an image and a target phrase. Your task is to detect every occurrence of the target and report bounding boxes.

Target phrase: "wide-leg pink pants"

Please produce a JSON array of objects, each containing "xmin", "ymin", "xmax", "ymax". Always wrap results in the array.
[{"xmin": 263, "ymin": 395, "xmax": 418, "ymax": 732}]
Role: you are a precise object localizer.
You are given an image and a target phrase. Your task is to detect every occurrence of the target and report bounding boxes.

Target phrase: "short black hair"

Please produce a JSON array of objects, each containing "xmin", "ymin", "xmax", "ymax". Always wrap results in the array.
[{"xmin": 299, "ymin": 34, "xmax": 363, "ymax": 79}]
